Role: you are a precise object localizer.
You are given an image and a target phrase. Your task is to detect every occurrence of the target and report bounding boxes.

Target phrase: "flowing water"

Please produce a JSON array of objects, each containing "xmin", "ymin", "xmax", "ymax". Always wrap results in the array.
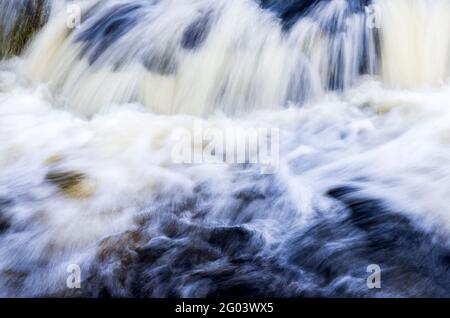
[{"xmin": 0, "ymin": 0, "xmax": 449, "ymax": 297}]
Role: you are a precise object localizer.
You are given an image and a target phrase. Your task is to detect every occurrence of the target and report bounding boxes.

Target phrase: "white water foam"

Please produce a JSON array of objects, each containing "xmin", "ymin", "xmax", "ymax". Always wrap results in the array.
[{"xmin": 0, "ymin": 0, "xmax": 450, "ymax": 297}]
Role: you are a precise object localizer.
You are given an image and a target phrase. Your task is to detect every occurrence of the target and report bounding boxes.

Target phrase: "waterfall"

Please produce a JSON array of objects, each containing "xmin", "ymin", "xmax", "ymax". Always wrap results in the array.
[
  {"xmin": 20, "ymin": 0, "xmax": 450, "ymax": 116},
  {"xmin": 1, "ymin": 0, "xmax": 450, "ymax": 298},
  {"xmin": 376, "ymin": 0, "xmax": 450, "ymax": 88},
  {"xmin": 22, "ymin": 0, "xmax": 376, "ymax": 116}
]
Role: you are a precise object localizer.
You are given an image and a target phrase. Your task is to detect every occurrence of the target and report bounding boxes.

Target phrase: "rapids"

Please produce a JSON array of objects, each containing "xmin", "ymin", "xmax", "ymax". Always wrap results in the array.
[{"xmin": 0, "ymin": 0, "xmax": 449, "ymax": 297}]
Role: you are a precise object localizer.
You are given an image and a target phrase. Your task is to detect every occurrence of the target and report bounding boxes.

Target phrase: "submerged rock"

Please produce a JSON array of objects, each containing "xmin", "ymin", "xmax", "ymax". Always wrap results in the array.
[
  {"xmin": 258, "ymin": 0, "xmax": 372, "ymax": 30},
  {"xmin": 181, "ymin": 10, "xmax": 213, "ymax": 50},
  {"xmin": 46, "ymin": 171, "xmax": 97, "ymax": 199},
  {"xmin": 44, "ymin": 154, "xmax": 64, "ymax": 166},
  {"xmin": 75, "ymin": 2, "xmax": 143, "ymax": 65},
  {"xmin": 0, "ymin": 198, "xmax": 12, "ymax": 233}
]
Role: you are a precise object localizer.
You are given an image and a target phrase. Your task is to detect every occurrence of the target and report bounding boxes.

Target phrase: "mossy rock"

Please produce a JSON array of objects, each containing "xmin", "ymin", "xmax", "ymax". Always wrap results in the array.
[{"xmin": 0, "ymin": 0, "xmax": 49, "ymax": 58}]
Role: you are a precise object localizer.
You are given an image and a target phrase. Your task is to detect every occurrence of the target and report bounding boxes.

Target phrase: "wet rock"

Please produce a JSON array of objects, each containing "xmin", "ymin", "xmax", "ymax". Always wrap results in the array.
[
  {"xmin": 0, "ymin": 270, "xmax": 28, "ymax": 291},
  {"xmin": 0, "ymin": 216, "xmax": 10, "ymax": 233},
  {"xmin": 46, "ymin": 171, "xmax": 97, "ymax": 199},
  {"xmin": 258, "ymin": 0, "xmax": 320, "ymax": 30},
  {"xmin": 35, "ymin": 173, "xmax": 450, "ymax": 298},
  {"xmin": 44, "ymin": 154, "xmax": 63, "ymax": 166},
  {"xmin": 281, "ymin": 185, "xmax": 450, "ymax": 297},
  {"xmin": 75, "ymin": 3, "xmax": 143, "ymax": 65},
  {"xmin": 0, "ymin": 198, "xmax": 12, "ymax": 233},
  {"xmin": 258, "ymin": 0, "xmax": 372, "ymax": 30},
  {"xmin": 142, "ymin": 52, "xmax": 177, "ymax": 75},
  {"xmin": 207, "ymin": 226, "xmax": 264, "ymax": 257},
  {"xmin": 181, "ymin": 11, "xmax": 212, "ymax": 50}
]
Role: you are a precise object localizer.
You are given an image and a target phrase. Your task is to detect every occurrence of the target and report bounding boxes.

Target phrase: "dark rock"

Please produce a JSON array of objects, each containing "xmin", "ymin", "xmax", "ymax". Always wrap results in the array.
[
  {"xmin": 181, "ymin": 11, "xmax": 212, "ymax": 50},
  {"xmin": 75, "ymin": 3, "xmax": 143, "ymax": 65},
  {"xmin": 0, "ymin": 198, "xmax": 12, "ymax": 233}
]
